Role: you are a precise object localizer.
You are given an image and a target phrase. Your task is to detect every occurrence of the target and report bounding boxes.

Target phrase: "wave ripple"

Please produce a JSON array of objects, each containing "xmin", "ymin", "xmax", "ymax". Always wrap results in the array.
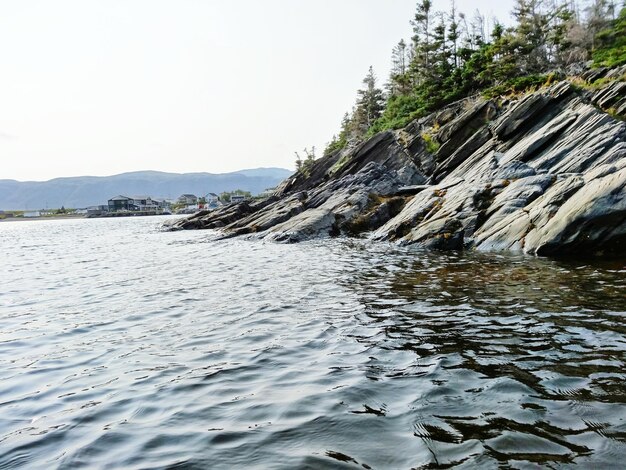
[{"xmin": 0, "ymin": 217, "xmax": 625, "ymax": 469}]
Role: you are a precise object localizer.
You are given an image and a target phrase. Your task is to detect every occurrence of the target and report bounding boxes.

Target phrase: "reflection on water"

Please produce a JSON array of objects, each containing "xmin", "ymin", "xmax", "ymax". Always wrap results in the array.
[
  {"xmin": 347, "ymin": 250, "xmax": 626, "ymax": 467},
  {"xmin": 0, "ymin": 217, "xmax": 624, "ymax": 469}
]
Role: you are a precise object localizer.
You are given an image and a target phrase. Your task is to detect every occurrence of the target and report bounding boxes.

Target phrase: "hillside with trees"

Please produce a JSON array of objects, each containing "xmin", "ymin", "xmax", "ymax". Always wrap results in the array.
[
  {"xmin": 173, "ymin": 0, "xmax": 625, "ymax": 258},
  {"xmin": 325, "ymin": 0, "xmax": 626, "ymax": 155}
]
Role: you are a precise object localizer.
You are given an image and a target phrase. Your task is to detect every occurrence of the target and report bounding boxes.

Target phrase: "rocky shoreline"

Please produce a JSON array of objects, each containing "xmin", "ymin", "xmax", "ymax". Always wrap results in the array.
[{"xmin": 168, "ymin": 69, "xmax": 626, "ymax": 257}]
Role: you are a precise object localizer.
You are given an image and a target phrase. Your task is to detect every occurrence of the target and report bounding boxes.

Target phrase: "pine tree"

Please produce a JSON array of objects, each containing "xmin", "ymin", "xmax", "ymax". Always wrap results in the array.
[
  {"xmin": 432, "ymin": 12, "xmax": 452, "ymax": 77},
  {"xmin": 323, "ymin": 0, "xmax": 626, "ymax": 149},
  {"xmin": 304, "ymin": 146, "xmax": 316, "ymax": 165},
  {"xmin": 324, "ymin": 111, "xmax": 355, "ymax": 155},
  {"xmin": 294, "ymin": 152, "xmax": 303, "ymax": 171},
  {"xmin": 545, "ymin": 2, "xmax": 575, "ymax": 65},
  {"xmin": 392, "ymin": 39, "xmax": 408, "ymax": 76},
  {"xmin": 352, "ymin": 66, "xmax": 385, "ymax": 137},
  {"xmin": 389, "ymin": 40, "xmax": 411, "ymax": 96},
  {"xmin": 411, "ymin": 0, "xmax": 435, "ymax": 83},
  {"xmin": 512, "ymin": 0, "xmax": 551, "ymax": 72},
  {"xmin": 449, "ymin": 0, "xmax": 461, "ymax": 68}
]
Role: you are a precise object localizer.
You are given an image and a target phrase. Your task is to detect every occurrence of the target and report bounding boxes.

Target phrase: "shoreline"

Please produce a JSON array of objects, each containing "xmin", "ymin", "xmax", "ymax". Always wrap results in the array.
[
  {"xmin": 0, "ymin": 213, "xmax": 178, "ymax": 222},
  {"xmin": 0, "ymin": 214, "xmax": 86, "ymax": 222}
]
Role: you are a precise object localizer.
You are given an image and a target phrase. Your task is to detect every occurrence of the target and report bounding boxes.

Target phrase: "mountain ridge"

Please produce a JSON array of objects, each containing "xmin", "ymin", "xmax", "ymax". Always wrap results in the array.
[{"xmin": 0, "ymin": 168, "xmax": 292, "ymax": 210}]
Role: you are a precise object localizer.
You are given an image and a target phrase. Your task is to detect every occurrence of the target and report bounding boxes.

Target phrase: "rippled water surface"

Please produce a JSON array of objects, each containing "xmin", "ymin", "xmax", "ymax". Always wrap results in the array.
[{"xmin": 1, "ymin": 217, "xmax": 625, "ymax": 469}]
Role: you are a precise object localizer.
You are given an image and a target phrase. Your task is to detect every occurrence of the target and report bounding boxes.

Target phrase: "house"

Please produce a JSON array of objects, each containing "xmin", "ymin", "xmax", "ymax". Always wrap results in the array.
[
  {"xmin": 203, "ymin": 192, "xmax": 222, "ymax": 209},
  {"xmin": 177, "ymin": 194, "xmax": 198, "ymax": 205},
  {"xmin": 86, "ymin": 205, "xmax": 108, "ymax": 216},
  {"xmin": 131, "ymin": 196, "xmax": 159, "ymax": 211},
  {"xmin": 108, "ymin": 195, "xmax": 166, "ymax": 212},
  {"xmin": 23, "ymin": 211, "xmax": 41, "ymax": 218},
  {"xmin": 93, "ymin": 195, "xmax": 172, "ymax": 216},
  {"xmin": 151, "ymin": 198, "xmax": 172, "ymax": 210},
  {"xmin": 108, "ymin": 195, "xmax": 136, "ymax": 212},
  {"xmin": 151, "ymin": 198, "xmax": 173, "ymax": 214}
]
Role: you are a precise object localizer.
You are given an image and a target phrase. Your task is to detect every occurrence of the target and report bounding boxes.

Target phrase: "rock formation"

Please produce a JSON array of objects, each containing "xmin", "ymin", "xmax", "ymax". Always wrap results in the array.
[{"xmin": 168, "ymin": 69, "xmax": 626, "ymax": 257}]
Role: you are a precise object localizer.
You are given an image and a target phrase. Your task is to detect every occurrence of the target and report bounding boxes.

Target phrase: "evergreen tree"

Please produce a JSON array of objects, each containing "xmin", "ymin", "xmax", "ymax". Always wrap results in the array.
[
  {"xmin": 546, "ymin": 2, "xmax": 576, "ymax": 65},
  {"xmin": 511, "ymin": 0, "xmax": 551, "ymax": 72},
  {"xmin": 304, "ymin": 146, "xmax": 316, "ymax": 166},
  {"xmin": 411, "ymin": 0, "xmax": 435, "ymax": 83},
  {"xmin": 295, "ymin": 152, "xmax": 303, "ymax": 171},
  {"xmin": 389, "ymin": 40, "xmax": 411, "ymax": 96},
  {"xmin": 324, "ymin": 111, "xmax": 355, "ymax": 155},
  {"xmin": 448, "ymin": 0, "xmax": 461, "ymax": 68},
  {"xmin": 295, "ymin": 147, "xmax": 318, "ymax": 174},
  {"xmin": 432, "ymin": 12, "xmax": 452, "ymax": 78},
  {"xmin": 323, "ymin": 0, "xmax": 626, "ymax": 152},
  {"xmin": 391, "ymin": 39, "xmax": 409, "ymax": 76},
  {"xmin": 352, "ymin": 66, "xmax": 385, "ymax": 137}
]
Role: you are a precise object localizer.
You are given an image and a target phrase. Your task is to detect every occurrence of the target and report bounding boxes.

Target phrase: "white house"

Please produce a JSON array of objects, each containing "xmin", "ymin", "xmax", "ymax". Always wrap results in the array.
[
  {"xmin": 204, "ymin": 192, "xmax": 222, "ymax": 209},
  {"xmin": 177, "ymin": 194, "xmax": 198, "ymax": 205}
]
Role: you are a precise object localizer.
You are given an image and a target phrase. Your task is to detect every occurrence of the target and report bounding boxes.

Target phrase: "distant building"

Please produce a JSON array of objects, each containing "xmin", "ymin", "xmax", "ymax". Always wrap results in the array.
[
  {"xmin": 230, "ymin": 195, "xmax": 246, "ymax": 204},
  {"xmin": 130, "ymin": 196, "xmax": 159, "ymax": 211},
  {"xmin": 107, "ymin": 195, "xmax": 158, "ymax": 212},
  {"xmin": 204, "ymin": 192, "xmax": 222, "ymax": 209},
  {"xmin": 108, "ymin": 195, "xmax": 136, "ymax": 212},
  {"xmin": 23, "ymin": 211, "xmax": 41, "ymax": 218},
  {"xmin": 177, "ymin": 194, "xmax": 198, "ymax": 205},
  {"xmin": 105, "ymin": 195, "xmax": 179, "ymax": 214},
  {"xmin": 151, "ymin": 198, "xmax": 169, "ymax": 208},
  {"xmin": 86, "ymin": 205, "xmax": 109, "ymax": 216}
]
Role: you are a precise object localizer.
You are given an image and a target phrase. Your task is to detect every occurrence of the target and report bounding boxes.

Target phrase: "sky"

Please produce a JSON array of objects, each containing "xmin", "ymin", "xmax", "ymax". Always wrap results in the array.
[{"xmin": 0, "ymin": 0, "xmax": 514, "ymax": 181}]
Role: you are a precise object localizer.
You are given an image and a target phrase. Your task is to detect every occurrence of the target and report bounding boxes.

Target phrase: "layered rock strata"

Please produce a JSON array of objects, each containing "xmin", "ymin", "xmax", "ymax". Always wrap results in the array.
[{"xmin": 169, "ymin": 71, "xmax": 626, "ymax": 257}]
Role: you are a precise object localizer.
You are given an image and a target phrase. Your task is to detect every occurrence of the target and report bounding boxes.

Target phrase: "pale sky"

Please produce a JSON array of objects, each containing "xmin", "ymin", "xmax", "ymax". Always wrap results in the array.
[{"xmin": 0, "ymin": 0, "xmax": 514, "ymax": 181}]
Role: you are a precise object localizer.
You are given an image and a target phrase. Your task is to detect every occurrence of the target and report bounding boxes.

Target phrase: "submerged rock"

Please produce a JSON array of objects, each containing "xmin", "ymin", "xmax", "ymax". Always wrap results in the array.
[{"xmin": 169, "ymin": 75, "xmax": 626, "ymax": 257}]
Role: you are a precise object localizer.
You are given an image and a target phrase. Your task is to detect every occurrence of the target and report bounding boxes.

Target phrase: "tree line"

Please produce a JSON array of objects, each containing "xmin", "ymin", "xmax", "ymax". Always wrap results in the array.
[{"xmin": 319, "ymin": 0, "xmax": 625, "ymax": 159}]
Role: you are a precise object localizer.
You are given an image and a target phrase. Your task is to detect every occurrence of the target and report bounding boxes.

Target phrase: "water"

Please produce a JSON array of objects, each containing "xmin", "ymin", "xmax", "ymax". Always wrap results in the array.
[{"xmin": 0, "ymin": 217, "xmax": 625, "ymax": 469}]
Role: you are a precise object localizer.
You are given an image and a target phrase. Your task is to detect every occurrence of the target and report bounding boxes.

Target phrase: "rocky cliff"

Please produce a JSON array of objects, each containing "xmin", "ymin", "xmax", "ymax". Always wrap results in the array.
[{"xmin": 169, "ymin": 68, "xmax": 626, "ymax": 257}]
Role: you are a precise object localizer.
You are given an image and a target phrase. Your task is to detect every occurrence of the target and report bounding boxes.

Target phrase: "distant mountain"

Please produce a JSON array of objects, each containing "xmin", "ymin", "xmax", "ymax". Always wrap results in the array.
[
  {"xmin": 0, "ymin": 168, "xmax": 293, "ymax": 210},
  {"xmin": 231, "ymin": 168, "xmax": 293, "ymax": 178}
]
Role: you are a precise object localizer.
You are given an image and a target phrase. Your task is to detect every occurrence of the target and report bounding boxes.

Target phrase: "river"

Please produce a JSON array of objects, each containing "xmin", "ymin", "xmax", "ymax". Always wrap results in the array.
[{"xmin": 1, "ymin": 216, "xmax": 624, "ymax": 469}]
